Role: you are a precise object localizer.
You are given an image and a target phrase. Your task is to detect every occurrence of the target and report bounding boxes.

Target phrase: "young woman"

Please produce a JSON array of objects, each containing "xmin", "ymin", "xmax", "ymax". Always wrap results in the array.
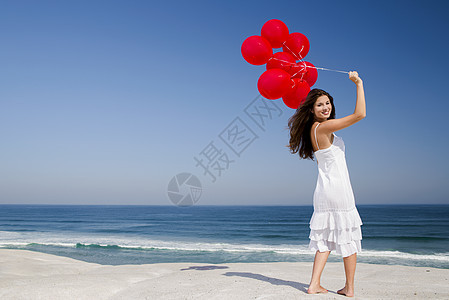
[{"xmin": 287, "ymin": 71, "xmax": 365, "ymax": 297}]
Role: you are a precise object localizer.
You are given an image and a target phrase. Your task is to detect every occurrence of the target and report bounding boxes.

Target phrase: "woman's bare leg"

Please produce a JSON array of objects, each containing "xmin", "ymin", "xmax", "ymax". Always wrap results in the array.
[
  {"xmin": 337, "ymin": 252, "xmax": 357, "ymax": 297},
  {"xmin": 307, "ymin": 250, "xmax": 330, "ymax": 294}
]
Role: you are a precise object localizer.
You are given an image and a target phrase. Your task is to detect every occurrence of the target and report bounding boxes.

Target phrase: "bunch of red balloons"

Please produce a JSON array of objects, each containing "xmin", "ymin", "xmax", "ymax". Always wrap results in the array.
[{"xmin": 241, "ymin": 19, "xmax": 318, "ymax": 109}]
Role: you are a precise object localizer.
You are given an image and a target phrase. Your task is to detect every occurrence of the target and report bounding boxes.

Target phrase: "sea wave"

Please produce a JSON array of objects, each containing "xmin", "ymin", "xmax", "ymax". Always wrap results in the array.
[{"xmin": 1, "ymin": 231, "xmax": 448, "ymax": 263}]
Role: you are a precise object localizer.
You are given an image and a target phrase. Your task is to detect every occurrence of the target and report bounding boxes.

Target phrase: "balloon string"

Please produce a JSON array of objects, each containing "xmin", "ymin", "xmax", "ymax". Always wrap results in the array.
[
  {"xmin": 270, "ymin": 57, "xmax": 350, "ymax": 75},
  {"xmin": 281, "ymin": 43, "xmax": 303, "ymax": 60},
  {"xmin": 311, "ymin": 66, "xmax": 349, "ymax": 74},
  {"xmin": 269, "ymin": 57, "xmax": 295, "ymax": 66},
  {"xmin": 300, "ymin": 70, "xmax": 305, "ymax": 80},
  {"xmin": 292, "ymin": 63, "xmax": 306, "ymax": 79}
]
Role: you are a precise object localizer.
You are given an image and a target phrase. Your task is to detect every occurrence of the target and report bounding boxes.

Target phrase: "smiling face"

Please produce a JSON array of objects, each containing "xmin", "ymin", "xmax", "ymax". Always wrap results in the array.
[{"xmin": 312, "ymin": 95, "xmax": 332, "ymax": 121}]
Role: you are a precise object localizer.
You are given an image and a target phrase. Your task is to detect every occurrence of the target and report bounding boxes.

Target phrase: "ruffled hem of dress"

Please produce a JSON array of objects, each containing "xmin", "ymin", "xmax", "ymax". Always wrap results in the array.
[
  {"xmin": 309, "ymin": 226, "xmax": 362, "ymax": 244},
  {"xmin": 309, "ymin": 207, "xmax": 363, "ymax": 230},
  {"xmin": 309, "ymin": 239, "xmax": 362, "ymax": 258}
]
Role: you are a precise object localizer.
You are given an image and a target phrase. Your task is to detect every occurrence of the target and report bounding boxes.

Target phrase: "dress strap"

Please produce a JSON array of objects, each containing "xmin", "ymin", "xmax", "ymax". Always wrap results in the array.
[{"xmin": 314, "ymin": 123, "xmax": 320, "ymax": 150}]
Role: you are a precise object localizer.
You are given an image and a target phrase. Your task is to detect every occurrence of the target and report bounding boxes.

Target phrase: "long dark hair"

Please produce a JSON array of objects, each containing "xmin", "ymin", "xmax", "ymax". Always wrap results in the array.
[{"xmin": 287, "ymin": 88, "xmax": 336, "ymax": 160}]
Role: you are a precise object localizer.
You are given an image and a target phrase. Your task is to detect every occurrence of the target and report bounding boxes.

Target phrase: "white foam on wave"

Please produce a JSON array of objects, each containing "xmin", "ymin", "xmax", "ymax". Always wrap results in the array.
[
  {"xmin": 1, "ymin": 230, "xmax": 448, "ymax": 263},
  {"xmin": 357, "ymin": 249, "xmax": 449, "ymax": 262}
]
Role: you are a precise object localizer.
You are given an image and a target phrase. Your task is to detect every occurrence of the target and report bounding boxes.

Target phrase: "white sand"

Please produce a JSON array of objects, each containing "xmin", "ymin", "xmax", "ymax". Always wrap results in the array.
[{"xmin": 0, "ymin": 249, "xmax": 448, "ymax": 299}]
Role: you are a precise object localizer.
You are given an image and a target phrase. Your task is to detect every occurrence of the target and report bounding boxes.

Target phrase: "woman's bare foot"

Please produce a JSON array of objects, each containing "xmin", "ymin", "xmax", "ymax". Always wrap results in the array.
[
  {"xmin": 337, "ymin": 286, "xmax": 354, "ymax": 297},
  {"xmin": 307, "ymin": 284, "xmax": 328, "ymax": 294}
]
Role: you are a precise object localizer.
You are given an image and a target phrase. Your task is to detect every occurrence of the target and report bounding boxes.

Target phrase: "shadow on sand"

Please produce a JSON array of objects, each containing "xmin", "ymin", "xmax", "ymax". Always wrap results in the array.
[
  {"xmin": 222, "ymin": 271, "xmax": 309, "ymax": 293},
  {"xmin": 180, "ymin": 265, "xmax": 230, "ymax": 271}
]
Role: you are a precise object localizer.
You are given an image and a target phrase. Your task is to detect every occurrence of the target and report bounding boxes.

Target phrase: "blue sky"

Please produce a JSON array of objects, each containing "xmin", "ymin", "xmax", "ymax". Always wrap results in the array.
[{"xmin": 1, "ymin": 0, "xmax": 448, "ymax": 205}]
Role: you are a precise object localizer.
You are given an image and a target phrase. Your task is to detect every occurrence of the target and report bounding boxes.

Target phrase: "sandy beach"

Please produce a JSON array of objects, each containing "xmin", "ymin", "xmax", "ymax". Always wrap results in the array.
[{"xmin": 0, "ymin": 249, "xmax": 447, "ymax": 299}]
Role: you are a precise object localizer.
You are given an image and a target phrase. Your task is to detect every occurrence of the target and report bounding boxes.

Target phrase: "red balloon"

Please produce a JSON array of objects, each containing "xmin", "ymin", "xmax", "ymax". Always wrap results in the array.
[
  {"xmin": 257, "ymin": 69, "xmax": 291, "ymax": 100},
  {"xmin": 290, "ymin": 61, "xmax": 318, "ymax": 87},
  {"xmin": 282, "ymin": 79, "xmax": 310, "ymax": 109},
  {"xmin": 261, "ymin": 19, "xmax": 290, "ymax": 48},
  {"xmin": 266, "ymin": 52, "xmax": 296, "ymax": 73},
  {"xmin": 241, "ymin": 35, "xmax": 273, "ymax": 65},
  {"xmin": 282, "ymin": 32, "xmax": 310, "ymax": 60},
  {"xmin": 302, "ymin": 61, "xmax": 318, "ymax": 87}
]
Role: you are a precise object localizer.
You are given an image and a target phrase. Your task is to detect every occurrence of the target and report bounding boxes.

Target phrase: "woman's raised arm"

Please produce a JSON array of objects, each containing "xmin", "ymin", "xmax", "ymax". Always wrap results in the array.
[{"xmin": 320, "ymin": 71, "xmax": 366, "ymax": 133}]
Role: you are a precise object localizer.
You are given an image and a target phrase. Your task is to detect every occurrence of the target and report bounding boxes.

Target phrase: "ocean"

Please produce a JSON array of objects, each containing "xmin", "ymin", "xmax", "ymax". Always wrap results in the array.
[{"xmin": 0, "ymin": 204, "xmax": 448, "ymax": 269}]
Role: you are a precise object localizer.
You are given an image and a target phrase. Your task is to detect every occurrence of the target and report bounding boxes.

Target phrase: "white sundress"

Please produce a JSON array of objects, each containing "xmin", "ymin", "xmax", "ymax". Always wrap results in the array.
[{"xmin": 308, "ymin": 123, "xmax": 363, "ymax": 257}]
